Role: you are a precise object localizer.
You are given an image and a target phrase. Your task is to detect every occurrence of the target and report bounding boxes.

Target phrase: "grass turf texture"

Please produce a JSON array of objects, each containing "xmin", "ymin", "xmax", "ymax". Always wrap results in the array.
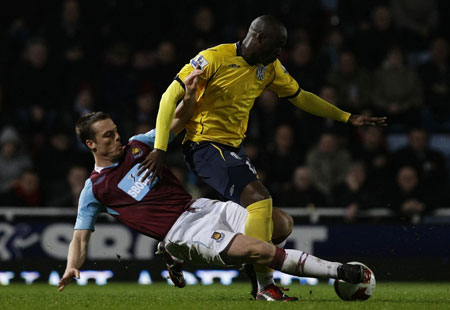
[{"xmin": 1, "ymin": 282, "xmax": 450, "ymax": 310}]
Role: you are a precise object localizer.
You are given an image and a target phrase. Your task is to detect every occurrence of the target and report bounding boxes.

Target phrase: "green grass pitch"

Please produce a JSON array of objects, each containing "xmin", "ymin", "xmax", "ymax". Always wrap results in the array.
[{"xmin": 1, "ymin": 282, "xmax": 450, "ymax": 310}]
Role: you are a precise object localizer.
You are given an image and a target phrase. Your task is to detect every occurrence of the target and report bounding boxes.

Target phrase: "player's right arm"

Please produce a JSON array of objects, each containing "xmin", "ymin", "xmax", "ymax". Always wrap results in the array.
[
  {"xmin": 58, "ymin": 229, "xmax": 91, "ymax": 292},
  {"xmin": 58, "ymin": 179, "xmax": 103, "ymax": 292}
]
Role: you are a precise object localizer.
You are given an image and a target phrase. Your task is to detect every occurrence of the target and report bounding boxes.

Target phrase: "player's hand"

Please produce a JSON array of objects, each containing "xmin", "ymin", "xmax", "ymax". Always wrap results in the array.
[
  {"xmin": 348, "ymin": 115, "xmax": 387, "ymax": 127},
  {"xmin": 57, "ymin": 268, "xmax": 80, "ymax": 292},
  {"xmin": 137, "ymin": 148, "xmax": 166, "ymax": 185},
  {"xmin": 184, "ymin": 65, "xmax": 203, "ymax": 99}
]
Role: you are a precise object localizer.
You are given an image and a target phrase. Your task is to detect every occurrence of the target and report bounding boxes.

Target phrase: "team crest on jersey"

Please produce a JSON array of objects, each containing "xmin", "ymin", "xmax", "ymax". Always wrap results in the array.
[
  {"xmin": 256, "ymin": 65, "xmax": 266, "ymax": 80},
  {"xmin": 211, "ymin": 231, "xmax": 224, "ymax": 242},
  {"xmin": 191, "ymin": 55, "xmax": 209, "ymax": 70},
  {"xmin": 129, "ymin": 145, "xmax": 143, "ymax": 158}
]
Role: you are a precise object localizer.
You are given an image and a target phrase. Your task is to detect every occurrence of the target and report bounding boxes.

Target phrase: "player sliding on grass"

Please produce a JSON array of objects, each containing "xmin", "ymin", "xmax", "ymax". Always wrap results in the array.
[
  {"xmin": 58, "ymin": 115, "xmax": 369, "ymax": 299},
  {"xmin": 137, "ymin": 14, "xmax": 386, "ymax": 300}
]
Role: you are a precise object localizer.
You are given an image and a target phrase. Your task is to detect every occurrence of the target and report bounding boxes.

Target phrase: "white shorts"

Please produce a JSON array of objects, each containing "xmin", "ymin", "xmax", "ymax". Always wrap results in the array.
[{"xmin": 163, "ymin": 198, "xmax": 248, "ymax": 266}]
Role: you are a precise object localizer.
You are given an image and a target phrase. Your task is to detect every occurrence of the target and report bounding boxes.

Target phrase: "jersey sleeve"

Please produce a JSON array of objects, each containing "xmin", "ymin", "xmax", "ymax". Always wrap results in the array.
[
  {"xmin": 175, "ymin": 48, "xmax": 222, "ymax": 91},
  {"xmin": 268, "ymin": 60, "xmax": 301, "ymax": 99},
  {"xmin": 129, "ymin": 129, "xmax": 175, "ymax": 148},
  {"xmin": 74, "ymin": 179, "xmax": 104, "ymax": 231}
]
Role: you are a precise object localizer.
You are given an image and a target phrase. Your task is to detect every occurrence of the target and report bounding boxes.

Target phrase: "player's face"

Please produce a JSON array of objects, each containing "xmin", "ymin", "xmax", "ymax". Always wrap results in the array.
[
  {"xmin": 257, "ymin": 31, "xmax": 287, "ymax": 65},
  {"xmin": 90, "ymin": 118, "xmax": 124, "ymax": 161}
]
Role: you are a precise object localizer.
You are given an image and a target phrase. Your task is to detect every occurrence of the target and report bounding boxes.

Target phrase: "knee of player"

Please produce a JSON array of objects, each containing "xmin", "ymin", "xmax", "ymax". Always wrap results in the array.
[
  {"xmin": 241, "ymin": 181, "xmax": 272, "ymax": 207},
  {"xmin": 272, "ymin": 208, "xmax": 294, "ymax": 244}
]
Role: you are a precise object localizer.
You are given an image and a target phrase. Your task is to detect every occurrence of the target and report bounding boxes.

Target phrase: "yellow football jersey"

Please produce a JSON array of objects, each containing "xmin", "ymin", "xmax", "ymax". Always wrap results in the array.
[{"xmin": 176, "ymin": 42, "xmax": 300, "ymax": 147}]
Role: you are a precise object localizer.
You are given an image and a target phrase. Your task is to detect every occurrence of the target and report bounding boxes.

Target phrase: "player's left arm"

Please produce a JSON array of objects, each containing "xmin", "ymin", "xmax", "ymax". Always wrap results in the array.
[
  {"xmin": 58, "ymin": 229, "xmax": 91, "ymax": 292},
  {"xmin": 269, "ymin": 60, "xmax": 387, "ymax": 126},
  {"xmin": 290, "ymin": 91, "xmax": 387, "ymax": 126}
]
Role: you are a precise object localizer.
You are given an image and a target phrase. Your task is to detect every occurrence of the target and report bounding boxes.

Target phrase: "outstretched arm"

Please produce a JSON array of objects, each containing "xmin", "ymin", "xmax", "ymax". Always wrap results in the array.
[
  {"xmin": 58, "ymin": 229, "xmax": 91, "ymax": 292},
  {"xmin": 290, "ymin": 90, "xmax": 387, "ymax": 126}
]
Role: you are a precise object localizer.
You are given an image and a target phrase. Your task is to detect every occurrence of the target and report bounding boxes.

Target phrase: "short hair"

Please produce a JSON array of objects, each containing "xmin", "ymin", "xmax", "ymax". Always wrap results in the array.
[{"xmin": 75, "ymin": 112, "xmax": 110, "ymax": 146}]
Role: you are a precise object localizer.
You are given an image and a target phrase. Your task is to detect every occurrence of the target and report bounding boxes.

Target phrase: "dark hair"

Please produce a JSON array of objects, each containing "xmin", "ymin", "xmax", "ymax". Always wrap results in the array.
[{"xmin": 75, "ymin": 111, "xmax": 110, "ymax": 146}]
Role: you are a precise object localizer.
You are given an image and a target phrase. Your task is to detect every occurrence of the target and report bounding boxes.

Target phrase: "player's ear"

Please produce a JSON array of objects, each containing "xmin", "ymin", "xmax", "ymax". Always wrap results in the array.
[
  {"xmin": 255, "ymin": 32, "xmax": 264, "ymax": 45},
  {"xmin": 86, "ymin": 139, "xmax": 96, "ymax": 152}
]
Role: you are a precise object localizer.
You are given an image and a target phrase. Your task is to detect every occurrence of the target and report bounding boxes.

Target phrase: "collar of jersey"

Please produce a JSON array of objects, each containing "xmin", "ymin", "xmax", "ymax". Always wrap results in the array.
[
  {"xmin": 235, "ymin": 41, "xmax": 252, "ymax": 67},
  {"xmin": 94, "ymin": 162, "xmax": 119, "ymax": 173}
]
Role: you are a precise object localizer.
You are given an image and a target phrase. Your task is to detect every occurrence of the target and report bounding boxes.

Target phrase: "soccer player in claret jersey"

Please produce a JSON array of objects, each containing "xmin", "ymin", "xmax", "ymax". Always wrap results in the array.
[
  {"xmin": 138, "ymin": 15, "xmax": 386, "ymax": 300},
  {"xmin": 57, "ymin": 113, "xmax": 369, "ymax": 300}
]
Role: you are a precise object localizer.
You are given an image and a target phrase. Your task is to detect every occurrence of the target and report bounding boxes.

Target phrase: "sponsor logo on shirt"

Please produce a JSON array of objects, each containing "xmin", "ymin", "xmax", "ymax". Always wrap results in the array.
[
  {"xmin": 118, "ymin": 164, "xmax": 158, "ymax": 201},
  {"xmin": 228, "ymin": 64, "xmax": 240, "ymax": 68},
  {"xmin": 211, "ymin": 232, "xmax": 224, "ymax": 242},
  {"xmin": 191, "ymin": 55, "xmax": 209, "ymax": 70}
]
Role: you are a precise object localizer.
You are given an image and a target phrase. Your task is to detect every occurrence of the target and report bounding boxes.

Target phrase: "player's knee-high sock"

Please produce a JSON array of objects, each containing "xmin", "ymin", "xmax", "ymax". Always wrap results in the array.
[
  {"xmin": 255, "ymin": 236, "xmax": 288, "ymax": 290},
  {"xmin": 245, "ymin": 198, "xmax": 273, "ymax": 276},
  {"xmin": 269, "ymin": 248, "xmax": 341, "ymax": 279}
]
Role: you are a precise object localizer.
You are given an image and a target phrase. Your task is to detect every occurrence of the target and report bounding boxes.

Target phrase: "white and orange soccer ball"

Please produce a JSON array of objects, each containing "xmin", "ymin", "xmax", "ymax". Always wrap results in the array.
[{"xmin": 334, "ymin": 262, "xmax": 376, "ymax": 301}]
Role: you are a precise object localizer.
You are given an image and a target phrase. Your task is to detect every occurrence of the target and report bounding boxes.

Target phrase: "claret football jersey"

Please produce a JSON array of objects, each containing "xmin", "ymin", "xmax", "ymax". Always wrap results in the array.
[
  {"xmin": 176, "ymin": 41, "xmax": 300, "ymax": 147},
  {"xmin": 74, "ymin": 130, "xmax": 193, "ymax": 240}
]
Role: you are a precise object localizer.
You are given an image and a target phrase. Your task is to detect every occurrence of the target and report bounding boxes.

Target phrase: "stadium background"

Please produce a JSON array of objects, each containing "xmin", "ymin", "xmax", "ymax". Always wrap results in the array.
[{"xmin": 0, "ymin": 0, "xmax": 449, "ymax": 285}]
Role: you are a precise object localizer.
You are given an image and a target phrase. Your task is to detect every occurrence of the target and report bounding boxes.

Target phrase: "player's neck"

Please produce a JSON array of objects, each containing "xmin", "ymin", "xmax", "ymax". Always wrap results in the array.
[
  {"xmin": 93, "ymin": 155, "xmax": 115, "ymax": 168},
  {"xmin": 241, "ymin": 38, "xmax": 258, "ymax": 66}
]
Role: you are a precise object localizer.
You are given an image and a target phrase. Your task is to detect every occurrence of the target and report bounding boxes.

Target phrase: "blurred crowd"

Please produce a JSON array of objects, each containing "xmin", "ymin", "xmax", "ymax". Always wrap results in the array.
[{"xmin": 0, "ymin": 0, "xmax": 449, "ymax": 223}]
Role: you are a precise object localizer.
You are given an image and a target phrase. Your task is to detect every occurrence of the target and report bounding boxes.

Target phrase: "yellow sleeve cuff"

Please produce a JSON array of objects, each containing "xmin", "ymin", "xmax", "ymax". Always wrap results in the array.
[
  {"xmin": 154, "ymin": 81, "xmax": 185, "ymax": 151},
  {"xmin": 290, "ymin": 90, "xmax": 351, "ymax": 123}
]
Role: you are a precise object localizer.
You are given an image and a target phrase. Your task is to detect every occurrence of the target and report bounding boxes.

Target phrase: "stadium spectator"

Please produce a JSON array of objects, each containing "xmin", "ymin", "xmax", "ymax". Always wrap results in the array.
[
  {"xmin": 247, "ymin": 90, "xmax": 292, "ymax": 147},
  {"xmin": 386, "ymin": 165, "xmax": 433, "ymax": 222},
  {"xmin": 327, "ymin": 50, "xmax": 372, "ymax": 114},
  {"xmin": 0, "ymin": 168, "xmax": 44, "ymax": 207},
  {"xmin": 390, "ymin": 0, "xmax": 439, "ymax": 52},
  {"xmin": 265, "ymin": 124, "xmax": 302, "ymax": 201},
  {"xmin": 330, "ymin": 162, "xmax": 373, "ymax": 221},
  {"xmin": 354, "ymin": 5, "xmax": 400, "ymax": 70},
  {"xmin": 187, "ymin": 7, "xmax": 220, "ymax": 55},
  {"xmin": 71, "ymin": 84, "xmax": 95, "ymax": 120},
  {"xmin": 0, "ymin": 126, "xmax": 32, "ymax": 196},
  {"xmin": 280, "ymin": 165, "xmax": 327, "ymax": 208},
  {"xmin": 306, "ymin": 132, "xmax": 352, "ymax": 197},
  {"xmin": 316, "ymin": 28, "xmax": 344, "ymax": 73},
  {"xmin": 351, "ymin": 126, "xmax": 390, "ymax": 195},
  {"xmin": 152, "ymin": 41, "xmax": 181, "ymax": 95},
  {"xmin": 7, "ymin": 37, "xmax": 57, "ymax": 129},
  {"xmin": 294, "ymin": 84, "xmax": 352, "ymax": 152},
  {"xmin": 287, "ymin": 40, "xmax": 322, "ymax": 93},
  {"xmin": 389, "ymin": 127, "xmax": 448, "ymax": 202},
  {"xmin": 102, "ymin": 42, "xmax": 137, "ymax": 119},
  {"xmin": 372, "ymin": 46, "xmax": 423, "ymax": 130},
  {"xmin": 418, "ymin": 37, "xmax": 450, "ymax": 131},
  {"xmin": 34, "ymin": 128, "xmax": 77, "ymax": 192},
  {"xmin": 337, "ymin": 0, "xmax": 388, "ymax": 38},
  {"xmin": 47, "ymin": 165, "xmax": 89, "ymax": 207}
]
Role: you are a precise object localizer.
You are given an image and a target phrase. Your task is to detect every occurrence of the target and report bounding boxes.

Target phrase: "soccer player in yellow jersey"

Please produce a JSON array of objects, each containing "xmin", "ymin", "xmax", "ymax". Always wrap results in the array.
[{"xmin": 139, "ymin": 15, "xmax": 386, "ymax": 301}]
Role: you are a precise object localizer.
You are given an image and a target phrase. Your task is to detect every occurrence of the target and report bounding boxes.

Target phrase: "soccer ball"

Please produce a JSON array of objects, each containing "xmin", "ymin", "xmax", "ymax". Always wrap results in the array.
[{"xmin": 334, "ymin": 262, "xmax": 376, "ymax": 301}]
